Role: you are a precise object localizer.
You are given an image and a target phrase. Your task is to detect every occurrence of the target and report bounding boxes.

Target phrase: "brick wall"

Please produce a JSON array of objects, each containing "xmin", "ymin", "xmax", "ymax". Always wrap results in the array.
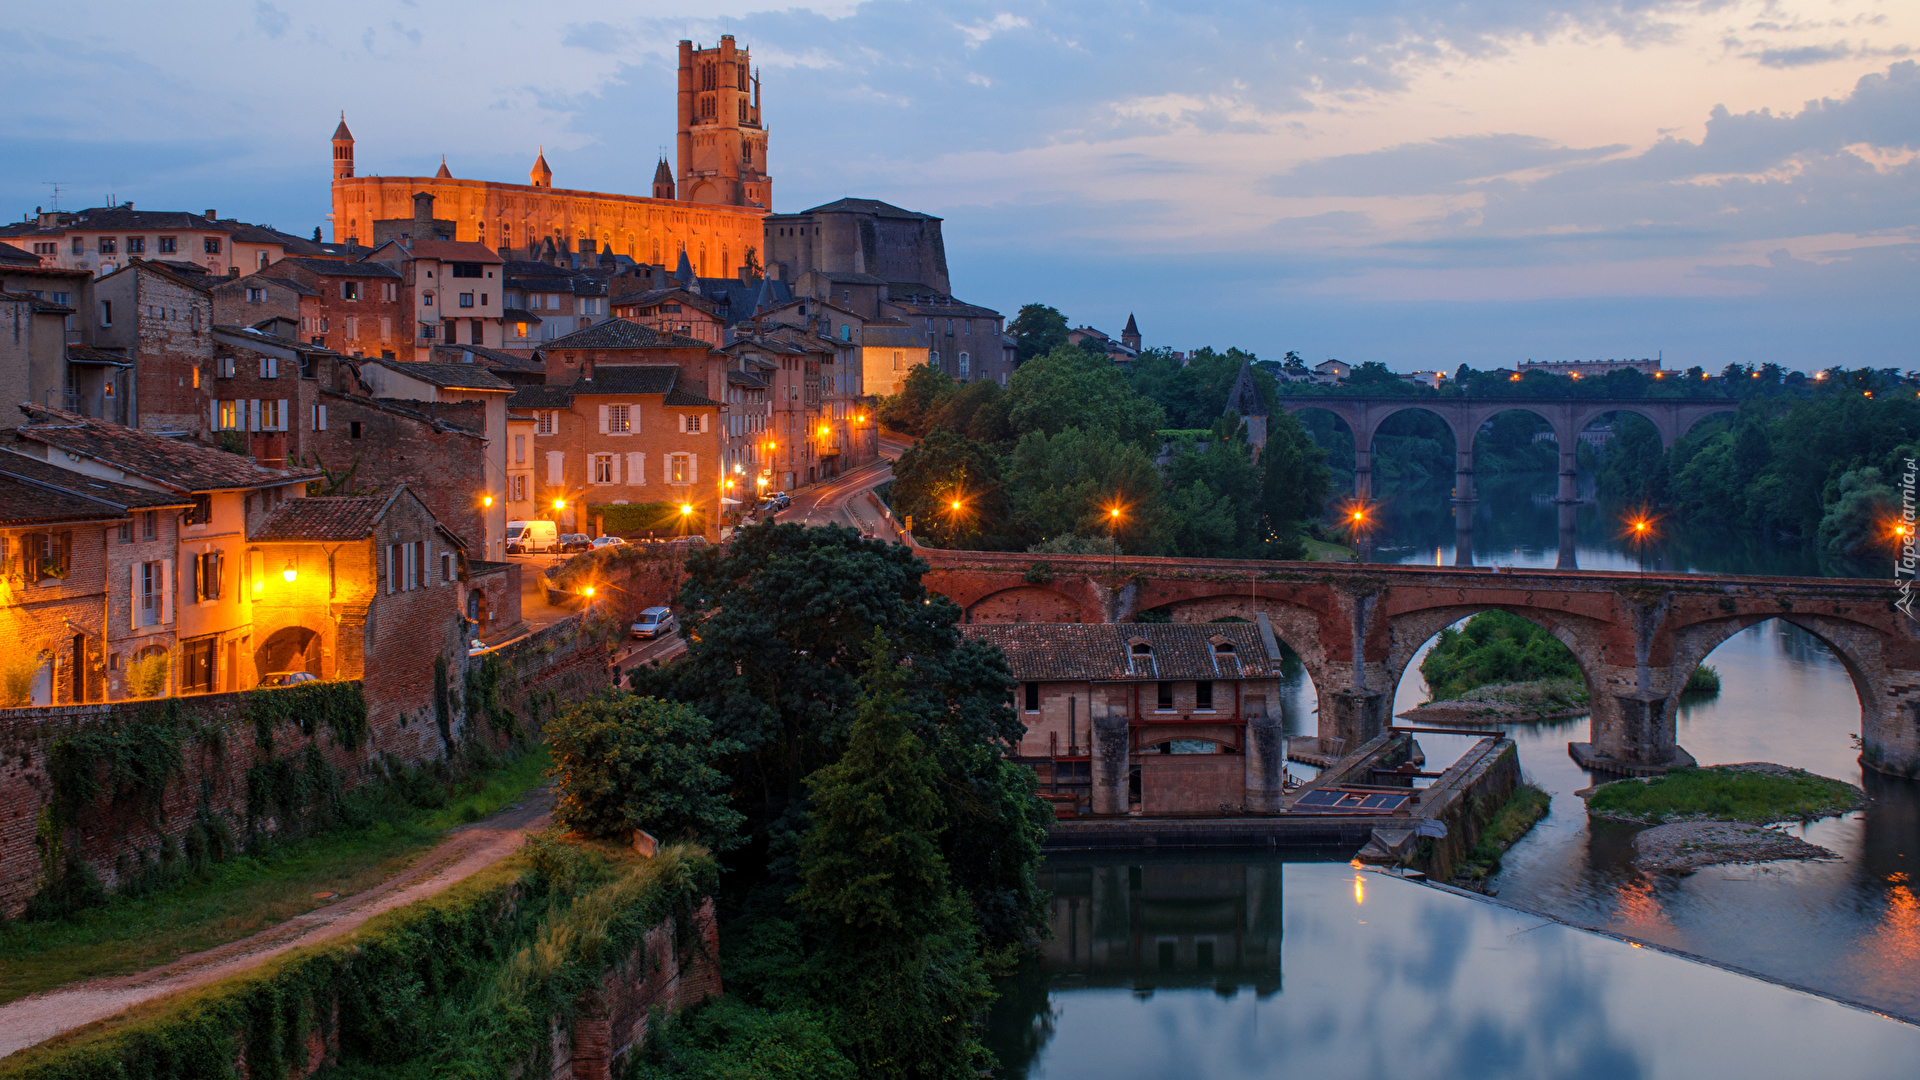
[
  {"xmin": 94, "ymin": 265, "xmax": 215, "ymax": 433},
  {"xmin": 307, "ymin": 393, "xmax": 490, "ymax": 549},
  {"xmin": 561, "ymin": 898, "xmax": 723, "ymax": 1080},
  {"xmin": 1, "ymin": 520, "xmax": 113, "ymax": 706}
]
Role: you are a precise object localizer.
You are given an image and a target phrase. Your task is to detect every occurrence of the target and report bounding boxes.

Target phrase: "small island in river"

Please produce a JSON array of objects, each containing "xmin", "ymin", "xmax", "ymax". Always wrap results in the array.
[{"xmin": 1584, "ymin": 763, "xmax": 1864, "ymax": 872}]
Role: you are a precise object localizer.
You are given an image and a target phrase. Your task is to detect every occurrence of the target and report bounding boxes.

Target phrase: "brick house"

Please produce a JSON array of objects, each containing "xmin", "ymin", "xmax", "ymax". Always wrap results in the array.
[
  {"xmin": 364, "ymin": 238, "xmax": 506, "ymax": 358},
  {"xmin": 722, "ymin": 324, "xmax": 876, "ymax": 491},
  {"xmin": 536, "ymin": 319, "xmax": 720, "ymax": 396},
  {"xmin": 0, "ymin": 452, "xmax": 193, "ymax": 702},
  {"xmin": 959, "ymin": 622, "xmax": 1288, "ymax": 816},
  {"xmin": 211, "ymin": 257, "xmax": 406, "ymax": 358},
  {"xmin": 91, "ymin": 261, "xmax": 215, "ymax": 433},
  {"xmin": 607, "ymin": 286, "xmax": 728, "ymax": 345},
  {"xmin": 4, "ymin": 407, "xmax": 319, "ymax": 697},
  {"xmin": 0, "ymin": 205, "xmax": 331, "ymax": 280},
  {"xmin": 0, "ymin": 473, "xmax": 125, "ymax": 707},
  {"xmin": 505, "ymin": 366, "xmax": 724, "ymax": 541},
  {"xmin": 355, "ymin": 360, "xmax": 513, "ymax": 559}
]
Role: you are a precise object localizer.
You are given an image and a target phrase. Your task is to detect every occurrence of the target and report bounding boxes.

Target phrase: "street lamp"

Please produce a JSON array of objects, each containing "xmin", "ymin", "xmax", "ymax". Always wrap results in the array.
[
  {"xmin": 1106, "ymin": 503, "xmax": 1125, "ymax": 580},
  {"xmin": 1621, "ymin": 509, "xmax": 1659, "ymax": 575}
]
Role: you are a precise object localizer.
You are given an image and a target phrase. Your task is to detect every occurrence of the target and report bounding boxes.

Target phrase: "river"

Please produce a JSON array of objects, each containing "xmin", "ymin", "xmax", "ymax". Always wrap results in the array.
[{"xmin": 989, "ymin": 471, "xmax": 1920, "ymax": 1076}]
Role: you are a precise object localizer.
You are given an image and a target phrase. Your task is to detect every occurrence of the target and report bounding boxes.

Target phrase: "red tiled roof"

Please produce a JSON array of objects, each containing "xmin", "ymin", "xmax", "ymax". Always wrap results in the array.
[
  {"xmin": 250, "ymin": 494, "xmax": 391, "ymax": 541},
  {"xmin": 11, "ymin": 406, "xmax": 320, "ymax": 493},
  {"xmin": 0, "ymin": 474, "xmax": 126, "ymax": 527},
  {"xmin": 959, "ymin": 622, "xmax": 1275, "ymax": 683}
]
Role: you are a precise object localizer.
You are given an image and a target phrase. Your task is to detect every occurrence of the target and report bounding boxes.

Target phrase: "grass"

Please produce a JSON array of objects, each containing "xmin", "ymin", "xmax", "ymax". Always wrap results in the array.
[
  {"xmin": 1585, "ymin": 764, "xmax": 1861, "ymax": 825},
  {"xmin": 1452, "ymin": 782, "xmax": 1551, "ymax": 885},
  {"xmin": 1302, "ymin": 538, "xmax": 1354, "ymax": 561},
  {"xmin": 0, "ymin": 746, "xmax": 550, "ymax": 1007}
]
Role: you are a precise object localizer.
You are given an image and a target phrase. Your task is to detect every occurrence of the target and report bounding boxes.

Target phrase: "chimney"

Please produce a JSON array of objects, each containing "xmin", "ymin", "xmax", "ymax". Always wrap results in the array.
[
  {"xmin": 205, "ymin": 209, "xmax": 217, "ymax": 220},
  {"xmin": 412, "ymin": 192, "xmax": 434, "ymax": 223}
]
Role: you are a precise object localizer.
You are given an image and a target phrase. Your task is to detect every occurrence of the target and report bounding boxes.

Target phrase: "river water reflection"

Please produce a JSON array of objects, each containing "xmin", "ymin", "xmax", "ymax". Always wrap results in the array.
[
  {"xmin": 987, "ymin": 859, "xmax": 1920, "ymax": 1079},
  {"xmin": 993, "ymin": 472, "xmax": 1920, "ymax": 1074}
]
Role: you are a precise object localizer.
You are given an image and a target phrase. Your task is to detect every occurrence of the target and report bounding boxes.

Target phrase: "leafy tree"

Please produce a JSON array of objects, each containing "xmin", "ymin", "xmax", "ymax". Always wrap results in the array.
[
  {"xmin": 1003, "ymin": 426, "xmax": 1172, "ymax": 554},
  {"xmin": 1420, "ymin": 611, "xmax": 1583, "ymax": 701},
  {"xmin": 1163, "ymin": 416, "xmax": 1262, "ymax": 555},
  {"xmin": 1817, "ymin": 466, "xmax": 1897, "ymax": 555},
  {"xmin": 545, "ymin": 692, "xmax": 745, "ymax": 849},
  {"xmin": 1255, "ymin": 409, "xmax": 1332, "ymax": 557},
  {"xmin": 629, "ymin": 998, "xmax": 855, "ymax": 1080},
  {"xmin": 1007, "ymin": 303, "xmax": 1069, "ymax": 364},
  {"xmin": 631, "ymin": 523, "xmax": 1047, "ymax": 947},
  {"xmin": 923, "ymin": 377, "xmax": 1012, "ymax": 444},
  {"xmin": 889, "ymin": 429, "xmax": 1013, "ymax": 548},
  {"xmin": 1126, "ymin": 347, "xmax": 1269, "ymax": 429},
  {"xmin": 1004, "ymin": 346, "xmax": 1166, "ymax": 445},
  {"xmin": 878, "ymin": 364, "xmax": 958, "ymax": 436},
  {"xmin": 788, "ymin": 633, "xmax": 995, "ymax": 1079}
]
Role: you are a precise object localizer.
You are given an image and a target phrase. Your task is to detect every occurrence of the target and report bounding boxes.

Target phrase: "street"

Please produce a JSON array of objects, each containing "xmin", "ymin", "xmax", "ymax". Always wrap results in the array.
[{"xmin": 771, "ymin": 432, "xmax": 912, "ymax": 534}]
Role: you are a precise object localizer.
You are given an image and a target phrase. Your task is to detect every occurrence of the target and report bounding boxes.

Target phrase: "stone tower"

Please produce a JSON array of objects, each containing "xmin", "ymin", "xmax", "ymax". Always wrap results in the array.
[
  {"xmin": 332, "ymin": 113, "xmax": 354, "ymax": 181},
  {"xmin": 530, "ymin": 147, "xmax": 553, "ymax": 188},
  {"xmin": 676, "ymin": 36, "xmax": 771, "ymax": 208},
  {"xmin": 652, "ymin": 157, "xmax": 676, "ymax": 201},
  {"xmin": 1121, "ymin": 313, "xmax": 1141, "ymax": 352}
]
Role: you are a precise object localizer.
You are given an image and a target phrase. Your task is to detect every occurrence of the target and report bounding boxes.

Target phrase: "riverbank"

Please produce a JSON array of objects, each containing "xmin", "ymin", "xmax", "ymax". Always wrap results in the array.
[
  {"xmin": 1632, "ymin": 821, "xmax": 1838, "ymax": 872},
  {"xmin": 1398, "ymin": 679, "xmax": 1588, "ymax": 726},
  {"xmin": 1448, "ymin": 782, "xmax": 1551, "ymax": 891}
]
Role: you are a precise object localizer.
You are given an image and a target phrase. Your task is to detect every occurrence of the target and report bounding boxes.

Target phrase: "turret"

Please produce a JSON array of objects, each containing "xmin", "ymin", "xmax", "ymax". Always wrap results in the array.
[
  {"xmin": 332, "ymin": 112, "xmax": 354, "ymax": 181},
  {"xmin": 1121, "ymin": 313, "xmax": 1141, "ymax": 352},
  {"xmin": 434, "ymin": 155, "xmax": 452, "ymax": 179},
  {"xmin": 530, "ymin": 147, "xmax": 552, "ymax": 188},
  {"xmin": 652, "ymin": 157, "xmax": 676, "ymax": 200}
]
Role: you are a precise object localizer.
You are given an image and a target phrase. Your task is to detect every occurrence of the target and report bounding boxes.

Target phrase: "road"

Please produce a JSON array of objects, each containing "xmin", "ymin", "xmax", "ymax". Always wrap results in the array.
[{"xmin": 774, "ymin": 433, "xmax": 911, "ymax": 532}]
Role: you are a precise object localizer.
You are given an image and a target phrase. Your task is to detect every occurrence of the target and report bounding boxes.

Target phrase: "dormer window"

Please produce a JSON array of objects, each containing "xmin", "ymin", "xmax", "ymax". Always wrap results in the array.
[{"xmin": 1127, "ymin": 640, "xmax": 1156, "ymax": 677}]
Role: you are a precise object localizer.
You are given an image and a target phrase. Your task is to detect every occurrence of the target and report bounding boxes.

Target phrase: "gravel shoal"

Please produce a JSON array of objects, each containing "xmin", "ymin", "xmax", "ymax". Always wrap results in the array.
[{"xmin": 1633, "ymin": 820, "xmax": 1838, "ymax": 873}]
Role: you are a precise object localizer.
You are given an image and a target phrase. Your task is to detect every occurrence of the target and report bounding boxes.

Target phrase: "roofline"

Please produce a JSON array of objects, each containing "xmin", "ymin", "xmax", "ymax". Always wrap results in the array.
[{"xmin": 12, "ymin": 429, "xmax": 320, "ymax": 493}]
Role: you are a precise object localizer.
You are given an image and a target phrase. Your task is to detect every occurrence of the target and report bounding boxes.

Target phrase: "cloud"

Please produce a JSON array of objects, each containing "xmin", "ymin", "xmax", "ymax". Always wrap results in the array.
[
  {"xmin": 1755, "ymin": 42, "xmax": 1854, "ymax": 68},
  {"xmin": 252, "ymin": 1, "xmax": 290, "ymax": 39},
  {"xmin": 1267, "ymin": 134, "xmax": 1628, "ymax": 198}
]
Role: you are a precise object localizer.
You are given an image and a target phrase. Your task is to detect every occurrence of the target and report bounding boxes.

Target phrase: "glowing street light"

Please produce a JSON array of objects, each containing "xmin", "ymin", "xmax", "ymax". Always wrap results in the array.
[
  {"xmin": 282, "ymin": 561, "xmax": 298, "ymax": 583},
  {"xmin": 553, "ymin": 498, "xmax": 566, "ymax": 511},
  {"xmin": 1621, "ymin": 508, "xmax": 1660, "ymax": 575},
  {"xmin": 582, "ymin": 585, "xmax": 596, "ymax": 598}
]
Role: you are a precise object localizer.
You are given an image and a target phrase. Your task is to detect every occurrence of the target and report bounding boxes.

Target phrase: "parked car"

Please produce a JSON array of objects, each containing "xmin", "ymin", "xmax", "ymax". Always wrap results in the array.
[
  {"xmin": 631, "ymin": 606, "xmax": 676, "ymax": 639},
  {"xmin": 507, "ymin": 520, "xmax": 558, "ymax": 554},
  {"xmin": 590, "ymin": 536, "xmax": 627, "ymax": 550},
  {"xmin": 766, "ymin": 491, "xmax": 791, "ymax": 511},
  {"xmin": 258, "ymin": 671, "xmax": 320, "ymax": 687},
  {"xmin": 468, "ymin": 639, "xmax": 489, "ymax": 656},
  {"xmin": 557, "ymin": 533, "xmax": 593, "ymax": 553}
]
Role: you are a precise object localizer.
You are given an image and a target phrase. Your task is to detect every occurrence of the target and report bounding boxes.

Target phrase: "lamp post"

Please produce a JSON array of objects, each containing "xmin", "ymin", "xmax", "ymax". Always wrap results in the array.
[
  {"xmin": 1622, "ymin": 510, "xmax": 1657, "ymax": 576},
  {"xmin": 1107, "ymin": 504, "xmax": 1124, "ymax": 582}
]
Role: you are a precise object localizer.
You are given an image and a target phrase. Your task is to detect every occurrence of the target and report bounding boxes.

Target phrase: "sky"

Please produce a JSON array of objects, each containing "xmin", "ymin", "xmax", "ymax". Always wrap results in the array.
[{"xmin": 2, "ymin": 1, "xmax": 1915, "ymax": 371}]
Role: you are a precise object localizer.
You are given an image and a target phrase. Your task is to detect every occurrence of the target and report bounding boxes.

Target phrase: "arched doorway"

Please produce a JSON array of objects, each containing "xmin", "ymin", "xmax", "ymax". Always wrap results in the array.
[{"xmin": 256, "ymin": 626, "xmax": 322, "ymax": 680}]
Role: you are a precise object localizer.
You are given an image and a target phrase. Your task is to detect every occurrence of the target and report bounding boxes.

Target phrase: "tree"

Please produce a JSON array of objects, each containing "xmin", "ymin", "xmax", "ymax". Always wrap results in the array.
[
  {"xmin": 1004, "ymin": 345, "xmax": 1166, "ymax": 445},
  {"xmin": 1126, "ymin": 347, "xmax": 1267, "ymax": 429},
  {"xmin": 878, "ymin": 364, "xmax": 957, "ymax": 436},
  {"xmin": 922, "ymin": 377, "xmax": 1012, "ymax": 444},
  {"xmin": 545, "ymin": 692, "xmax": 745, "ymax": 849},
  {"xmin": 889, "ymin": 429, "xmax": 1013, "ymax": 549},
  {"xmin": 790, "ymin": 633, "xmax": 994, "ymax": 1079},
  {"xmin": 1004, "ymin": 425, "xmax": 1172, "ymax": 553},
  {"xmin": 1254, "ymin": 409, "xmax": 1332, "ymax": 558},
  {"xmin": 1007, "ymin": 303, "xmax": 1068, "ymax": 365}
]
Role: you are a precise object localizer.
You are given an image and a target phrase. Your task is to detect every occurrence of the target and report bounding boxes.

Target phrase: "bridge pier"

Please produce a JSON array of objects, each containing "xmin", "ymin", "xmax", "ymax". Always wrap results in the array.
[
  {"xmin": 1091, "ymin": 708, "xmax": 1131, "ymax": 815},
  {"xmin": 1353, "ymin": 444, "xmax": 1372, "ymax": 500},
  {"xmin": 1573, "ymin": 687, "xmax": 1695, "ymax": 775},
  {"xmin": 1555, "ymin": 501, "xmax": 1579, "ymax": 570},
  {"xmin": 1321, "ymin": 688, "xmax": 1389, "ymax": 754}
]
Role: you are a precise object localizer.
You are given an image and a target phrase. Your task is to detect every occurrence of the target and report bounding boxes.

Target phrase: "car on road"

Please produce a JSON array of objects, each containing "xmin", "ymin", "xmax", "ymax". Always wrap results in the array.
[
  {"xmin": 590, "ymin": 536, "xmax": 627, "ymax": 550},
  {"xmin": 766, "ymin": 491, "xmax": 791, "ymax": 511},
  {"xmin": 557, "ymin": 533, "xmax": 593, "ymax": 553},
  {"xmin": 258, "ymin": 671, "xmax": 320, "ymax": 687},
  {"xmin": 631, "ymin": 606, "xmax": 676, "ymax": 639}
]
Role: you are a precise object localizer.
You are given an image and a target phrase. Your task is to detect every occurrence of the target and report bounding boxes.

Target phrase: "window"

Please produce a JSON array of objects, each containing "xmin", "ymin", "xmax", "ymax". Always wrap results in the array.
[
  {"xmin": 459, "ymin": 293, "xmax": 474, "ymax": 308},
  {"xmin": 379, "ymin": 317, "xmax": 392, "ymax": 341},
  {"xmin": 127, "ymin": 236, "xmax": 145, "ymax": 254},
  {"xmin": 423, "ymin": 292, "xmax": 434, "ymax": 307},
  {"xmin": 261, "ymin": 356, "xmax": 278, "ymax": 378},
  {"xmin": 217, "ymin": 400, "xmax": 239, "ymax": 430},
  {"xmin": 609, "ymin": 405, "xmax": 630, "ymax": 434},
  {"xmin": 216, "ymin": 355, "xmax": 236, "ymax": 378},
  {"xmin": 99, "ymin": 300, "xmax": 112, "ymax": 326},
  {"xmin": 893, "ymin": 350, "xmax": 905, "ymax": 371},
  {"xmin": 839, "ymin": 324, "xmax": 850, "ymax": 341},
  {"xmin": 670, "ymin": 454, "xmax": 689, "ymax": 483},
  {"xmin": 469, "ymin": 319, "xmax": 483, "ymax": 344},
  {"xmin": 513, "ymin": 434, "xmax": 526, "ymax": 464},
  {"xmin": 959, "ymin": 352, "xmax": 970, "ymax": 378},
  {"xmin": 1157, "ymin": 681, "xmax": 1174, "ymax": 710},
  {"xmin": 536, "ymin": 411, "xmax": 555, "ymax": 435},
  {"xmin": 24, "ymin": 532, "xmax": 71, "ymax": 583},
  {"xmin": 350, "ymin": 421, "xmax": 364, "ymax": 439},
  {"xmin": 193, "ymin": 550, "xmax": 224, "ymax": 601},
  {"xmin": 680, "ymin": 413, "xmax": 708, "ymax": 434},
  {"xmin": 420, "ymin": 324, "xmax": 436, "ymax": 340},
  {"xmin": 581, "ymin": 297, "xmax": 600, "ymax": 315},
  {"xmin": 510, "ymin": 474, "xmax": 527, "ymax": 501},
  {"xmin": 342, "ymin": 281, "xmax": 359, "ymax": 300},
  {"xmin": 158, "ymin": 236, "xmax": 177, "ymax": 254},
  {"xmin": 260, "ymin": 399, "xmax": 283, "ymax": 430},
  {"xmin": 246, "ymin": 287, "xmax": 267, "ymax": 303},
  {"xmin": 451, "ymin": 262, "xmax": 484, "ymax": 278},
  {"xmin": 137, "ymin": 560, "xmax": 162, "ymax": 626},
  {"xmin": 118, "ymin": 520, "xmax": 132, "ymax": 543},
  {"xmin": 70, "ymin": 237, "xmax": 84, "ymax": 255},
  {"xmin": 187, "ymin": 494, "xmax": 213, "ymax": 526},
  {"xmin": 142, "ymin": 510, "xmax": 157, "ymax": 540},
  {"xmin": 480, "ymin": 293, "xmax": 488, "ymax": 307},
  {"xmin": 1024, "ymin": 683, "xmax": 1040, "ymax": 712},
  {"xmin": 593, "ymin": 454, "xmax": 615, "ymax": 484},
  {"xmin": 312, "ymin": 403, "xmax": 327, "ymax": 431},
  {"xmin": 98, "ymin": 237, "xmax": 117, "ymax": 254},
  {"xmin": 204, "ymin": 238, "xmax": 221, "ymax": 254},
  {"xmin": 1195, "ymin": 681, "xmax": 1213, "ymax": 709}
]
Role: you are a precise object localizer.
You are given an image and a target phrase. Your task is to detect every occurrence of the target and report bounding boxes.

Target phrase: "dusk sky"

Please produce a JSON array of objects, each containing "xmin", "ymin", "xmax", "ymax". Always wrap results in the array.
[{"xmin": 4, "ymin": 0, "xmax": 1915, "ymax": 371}]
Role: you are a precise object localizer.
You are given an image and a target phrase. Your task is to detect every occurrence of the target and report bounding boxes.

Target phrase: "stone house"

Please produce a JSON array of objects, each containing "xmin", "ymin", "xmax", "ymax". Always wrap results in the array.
[
  {"xmin": 211, "ymin": 257, "xmax": 407, "ymax": 359},
  {"xmin": 505, "ymin": 366, "xmax": 724, "ymax": 542},
  {"xmin": 0, "ymin": 205, "xmax": 330, "ymax": 280},
  {"xmin": 90, "ymin": 261, "xmax": 214, "ymax": 433},
  {"xmin": 363, "ymin": 238, "xmax": 506, "ymax": 357},
  {"xmin": 355, "ymin": 360, "xmax": 514, "ymax": 559},
  {"xmin": 959, "ymin": 622, "xmax": 1288, "ymax": 816},
  {"xmin": 4, "ymin": 407, "xmax": 319, "ymax": 697},
  {"xmin": 721, "ymin": 324, "xmax": 875, "ymax": 491}
]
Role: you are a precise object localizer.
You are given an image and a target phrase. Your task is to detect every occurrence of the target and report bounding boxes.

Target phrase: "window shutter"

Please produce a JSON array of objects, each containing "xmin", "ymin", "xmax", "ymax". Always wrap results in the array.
[
  {"xmin": 426, "ymin": 540, "xmax": 434, "ymax": 585},
  {"xmin": 627, "ymin": 452, "xmax": 644, "ymax": 486},
  {"xmin": 546, "ymin": 451, "xmax": 564, "ymax": 486},
  {"xmin": 209, "ymin": 399, "xmax": 217, "ymax": 431},
  {"xmin": 689, "ymin": 453, "xmax": 697, "ymax": 483},
  {"xmin": 315, "ymin": 404, "xmax": 327, "ymax": 431},
  {"xmin": 700, "ymin": 414, "xmax": 709, "ymax": 434},
  {"xmin": 160, "ymin": 559, "xmax": 173, "ymax": 623},
  {"xmin": 598, "ymin": 405, "xmax": 610, "ymax": 434},
  {"xmin": 248, "ymin": 400, "xmax": 260, "ymax": 432},
  {"xmin": 278, "ymin": 400, "xmax": 289, "ymax": 431},
  {"xmin": 131, "ymin": 563, "xmax": 140, "ymax": 630},
  {"xmin": 386, "ymin": 544, "xmax": 394, "ymax": 595},
  {"xmin": 250, "ymin": 551, "xmax": 264, "ymax": 595},
  {"xmin": 609, "ymin": 455, "xmax": 620, "ymax": 484}
]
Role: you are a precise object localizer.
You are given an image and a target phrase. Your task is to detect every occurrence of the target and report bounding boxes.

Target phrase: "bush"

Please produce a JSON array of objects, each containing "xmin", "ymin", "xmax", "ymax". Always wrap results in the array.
[
  {"xmin": 1421, "ymin": 611, "xmax": 1583, "ymax": 701},
  {"xmin": 627, "ymin": 998, "xmax": 855, "ymax": 1080},
  {"xmin": 590, "ymin": 502, "xmax": 684, "ymax": 536},
  {"xmin": 0, "ymin": 649, "xmax": 44, "ymax": 707},
  {"xmin": 1684, "ymin": 664, "xmax": 1721, "ymax": 694},
  {"xmin": 546, "ymin": 692, "xmax": 745, "ymax": 849},
  {"xmin": 125, "ymin": 652, "xmax": 169, "ymax": 698}
]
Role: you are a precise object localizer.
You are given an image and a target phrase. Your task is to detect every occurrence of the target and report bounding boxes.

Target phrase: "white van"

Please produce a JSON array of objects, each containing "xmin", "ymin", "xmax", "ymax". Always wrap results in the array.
[{"xmin": 506, "ymin": 519, "xmax": 558, "ymax": 554}]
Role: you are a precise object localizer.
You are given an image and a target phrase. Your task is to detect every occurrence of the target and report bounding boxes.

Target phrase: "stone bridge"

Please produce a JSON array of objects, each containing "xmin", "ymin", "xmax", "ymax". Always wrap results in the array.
[
  {"xmin": 1277, "ymin": 396, "xmax": 1737, "ymax": 504},
  {"xmin": 919, "ymin": 549, "xmax": 1920, "ymax": 778}
]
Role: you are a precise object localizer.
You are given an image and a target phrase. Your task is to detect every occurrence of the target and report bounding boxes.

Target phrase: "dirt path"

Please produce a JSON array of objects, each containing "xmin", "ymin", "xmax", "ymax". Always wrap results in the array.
[{"xmin": 0, "ymin": 787, "xmax": 555, "ymax": 1062}]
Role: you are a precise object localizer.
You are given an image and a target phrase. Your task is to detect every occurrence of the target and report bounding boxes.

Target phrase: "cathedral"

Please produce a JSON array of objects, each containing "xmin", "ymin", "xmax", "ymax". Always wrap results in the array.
[{"xmin": 329, "ymin": 36, "xmax": 768, "ymax": 277}]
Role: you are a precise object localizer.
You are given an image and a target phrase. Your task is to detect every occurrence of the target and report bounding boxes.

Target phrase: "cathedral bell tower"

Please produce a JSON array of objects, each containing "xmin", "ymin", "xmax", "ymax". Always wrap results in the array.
[
  {"xmin": 676, "ymin": 35, "xmax": 771, "ymax": 208},
  {"xmin": 332, "ymin": 112, "xmax": 354, "ymax": 181}
]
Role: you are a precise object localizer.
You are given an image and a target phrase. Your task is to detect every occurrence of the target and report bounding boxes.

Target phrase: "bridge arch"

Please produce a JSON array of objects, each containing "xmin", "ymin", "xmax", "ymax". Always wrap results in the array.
[
  {"xmin": 1676, "ymin": 403, "xmax": 1738, "ymax": 441},
  {"xmin": 1383, "ymin": 604, "xmax": 1611, "ymax": 723},
  {"xmin": 960, "ymin": 584, "xmax": 1097, "ymax": 624}
]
